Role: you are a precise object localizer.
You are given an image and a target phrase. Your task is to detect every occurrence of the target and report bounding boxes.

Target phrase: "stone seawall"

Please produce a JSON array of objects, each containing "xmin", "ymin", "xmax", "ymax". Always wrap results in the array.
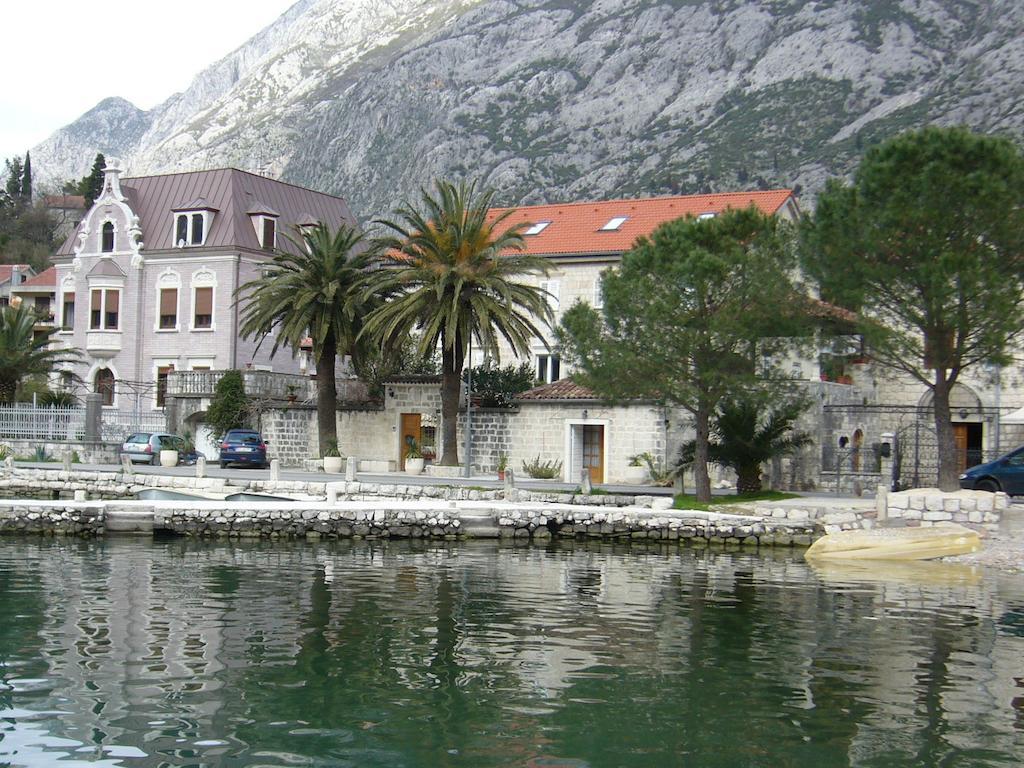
[{"xmin": 0, "ymin": 498, "xmax": 819, "ymax": 545}]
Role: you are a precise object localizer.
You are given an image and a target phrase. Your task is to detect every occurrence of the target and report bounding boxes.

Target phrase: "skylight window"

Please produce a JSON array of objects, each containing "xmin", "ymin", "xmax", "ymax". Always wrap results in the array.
[
  {"xmin": 698, "ymin": 212, "xmax": 717, "ymax": 220},
  {"xmin": 524, "ymin": 221, "xmax": 551, "ymax": 236},
  {"xmin": 600, "ymin": 216, "xmax": 628, "ymax": 231}
]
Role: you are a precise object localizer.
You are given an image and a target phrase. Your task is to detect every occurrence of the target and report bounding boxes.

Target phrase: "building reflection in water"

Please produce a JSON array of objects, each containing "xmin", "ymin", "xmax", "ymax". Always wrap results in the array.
[{"xmin": 0, "ymin": 537, "xmax": 1021, "ymax": 766}]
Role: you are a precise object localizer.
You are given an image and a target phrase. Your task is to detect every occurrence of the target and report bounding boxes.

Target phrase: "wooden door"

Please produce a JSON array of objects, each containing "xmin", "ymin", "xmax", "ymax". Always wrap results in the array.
[
  {"xmin": 582, "ymin": 425, "xmax": 604, "ymax": 484},
  {"xmin": 953, "ymin": 424, "xmax": 969, "ymax": 473},
  {"xmin": 399, "ymin": 413, "xmax": 422, "ymax": 470}
]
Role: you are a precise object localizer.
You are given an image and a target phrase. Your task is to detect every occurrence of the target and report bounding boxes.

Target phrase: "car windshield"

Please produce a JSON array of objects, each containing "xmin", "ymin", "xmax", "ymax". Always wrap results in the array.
[
  {"xmin": 126, "ymin": 434, "xmax": 151, "ymax": 444},
  {"xmin": 229, "ymin": 433, "xmax": 262, "ymax": 445}
]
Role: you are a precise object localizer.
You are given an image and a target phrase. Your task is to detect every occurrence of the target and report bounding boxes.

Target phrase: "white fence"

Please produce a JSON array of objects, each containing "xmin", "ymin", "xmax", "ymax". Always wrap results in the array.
[
  {"xmin": 0, "ymin": 404, "xmax": 165, "ymax": 443},
  {"xmin": 0, "ymin": 405, "xmax": 84, "ymax": 441}
]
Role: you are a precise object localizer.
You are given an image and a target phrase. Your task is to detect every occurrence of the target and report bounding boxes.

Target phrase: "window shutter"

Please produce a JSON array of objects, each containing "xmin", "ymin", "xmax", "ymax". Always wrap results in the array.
[
  {"xmin": 106, "ymin": 290, "xmax": 119, "ymax": 314},
  {"xmin": 90, "ymin": 289, "xmax": 101, "ymax": 329},
  {"xmin": 160, "ymin": 288, "xmax": 177, "ymax": 315},
  {"xmin": 195, "ymin": 287, "xmax": 213, "ymax": 315}
]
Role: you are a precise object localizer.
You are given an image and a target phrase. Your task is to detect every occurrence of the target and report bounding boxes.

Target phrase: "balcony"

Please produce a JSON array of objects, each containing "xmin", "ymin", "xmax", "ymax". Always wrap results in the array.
[
  {"xmin": 166, "ymin": 369, "xmax": 370, "ymax": 403},
  {"xmin": 86, "ymin": 330, "xmax": 122, "ymax": 357}
]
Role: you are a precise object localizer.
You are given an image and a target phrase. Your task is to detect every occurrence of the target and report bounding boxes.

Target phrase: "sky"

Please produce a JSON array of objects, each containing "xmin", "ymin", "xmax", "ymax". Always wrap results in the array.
[{"xmin": 0, "ymin": 0, "xmax": 297, "ymax": 165}]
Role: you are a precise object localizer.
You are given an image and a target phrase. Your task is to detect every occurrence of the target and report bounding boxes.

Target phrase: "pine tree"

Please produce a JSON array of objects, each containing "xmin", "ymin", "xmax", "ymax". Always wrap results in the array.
[
  {"xmin": 4, "ymin": 156, "xmax": 24, "ymax": 205},
  {"xmin": 20, "ymin": 152, "xmax": 31, "ymax": 202}
]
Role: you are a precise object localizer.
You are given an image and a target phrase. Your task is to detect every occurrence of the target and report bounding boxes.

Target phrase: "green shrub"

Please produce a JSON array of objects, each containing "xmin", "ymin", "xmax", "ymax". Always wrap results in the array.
[
  {"xmin": 405, "ymin": 440, "xmax": 423, "ymax": 460},
  {"xmin": 324, "ymin": 438, "xmax": 342, "ymax": 458},
  {"xmin": 467, "ymin": 362, "xmax": 535, "ymax": 407},
  {"xmin": 522, "ymin": 455, "xmax": 562, "ymax": 479},
  {"xmin": 206, "ymin": 370, "xmax": 248, "ymax": 440}
]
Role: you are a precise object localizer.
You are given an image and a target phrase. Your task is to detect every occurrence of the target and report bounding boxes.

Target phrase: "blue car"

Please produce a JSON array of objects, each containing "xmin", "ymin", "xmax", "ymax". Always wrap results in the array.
[
  {"xmin": 958, "ymin": 446, "xmax": 1024, "ymax": 495},
  {"xmin": 219, "ymin": 429, "xmax": 270, "ymax": 469}
]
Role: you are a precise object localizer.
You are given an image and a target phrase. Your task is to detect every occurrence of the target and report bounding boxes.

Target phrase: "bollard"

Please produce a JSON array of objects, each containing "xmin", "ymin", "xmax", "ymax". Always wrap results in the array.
[
  {"xmin": 876, "ymin": 483, "xmax": 888, "ymax": 522},
  {"xmin": 195, "ymin": 456, "xmax": 206, "ymax": 478},
  {"xmin": 120, "ymin": 453, "xmax": 134, "ymax": 476},
  {"xmin": 269, "ymin": 458, "xmax": 281, "ymax": 482},
  {"xmin": 345, "ymin": 456, "xmax": 357, "ymax": 482},
  {"xmin": 580, "ymin": 467, "xmax": 593, "ymax": 495},
  {"xmin": 504, "ymin": 467, "xmax": 515, "ymax": 492},
  {"xmin": 5, "ymin": 455, "xmax": 14, "ymax": 469},
  {"xmin": 63, "ymin": 453, "xmax": 72, "ymax": 472}
]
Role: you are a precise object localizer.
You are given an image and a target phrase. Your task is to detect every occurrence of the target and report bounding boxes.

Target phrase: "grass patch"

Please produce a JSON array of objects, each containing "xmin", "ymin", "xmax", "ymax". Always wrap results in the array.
[{"xmin": 673, "ymin": 490, "xmax": 800, "ymax": 511}]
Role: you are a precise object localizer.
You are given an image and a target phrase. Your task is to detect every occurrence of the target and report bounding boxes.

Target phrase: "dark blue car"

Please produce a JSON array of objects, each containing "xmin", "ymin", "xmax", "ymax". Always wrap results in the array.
[
  {"xmin": 959, "ymin": 446, "xmax": 1024, "ymax": 495},
  {"xmin": 219, "ymin": 429, "xmax": 270, "ymax": 469}
]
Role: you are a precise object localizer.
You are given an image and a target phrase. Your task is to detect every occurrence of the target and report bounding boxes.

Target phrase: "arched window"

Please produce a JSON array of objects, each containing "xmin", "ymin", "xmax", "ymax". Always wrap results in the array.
[
  {"xmin": 95, "ymin": 368, "xmax": 115, "ymax": 406},
  {"xmin": 101, "ymin": 222, "xmax": 115, "ymax": 253},
  {"xmin": 175, "ymin": 214, "xmax": 189, "ymax": 246}
]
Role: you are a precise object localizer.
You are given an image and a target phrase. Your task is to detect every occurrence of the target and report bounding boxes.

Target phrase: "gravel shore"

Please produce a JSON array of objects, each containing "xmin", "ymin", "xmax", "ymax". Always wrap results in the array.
[{"xmin": 944, "ymin": 505, "xmax": 1024, "ymax": 572}]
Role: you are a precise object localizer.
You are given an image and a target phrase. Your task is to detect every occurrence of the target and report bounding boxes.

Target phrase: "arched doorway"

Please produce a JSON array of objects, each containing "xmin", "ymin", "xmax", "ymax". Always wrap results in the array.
[
  {"xmin": 918, "ymin": 384, "xmax": 985, "ymax": 471},
  {"xmin": 94, "ymin": 368, "xmax": 114, "ymax": 406},
  {"xmin": 852, "ymin": 429, "xmax": 864, "ymax": 471}
]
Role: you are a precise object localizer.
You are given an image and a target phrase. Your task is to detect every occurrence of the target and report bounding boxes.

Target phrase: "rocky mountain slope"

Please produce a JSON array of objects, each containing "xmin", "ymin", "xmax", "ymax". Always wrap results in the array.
[{"xmin": 32, "ymin": 0, "xmax": 1024, "ymax": 220}]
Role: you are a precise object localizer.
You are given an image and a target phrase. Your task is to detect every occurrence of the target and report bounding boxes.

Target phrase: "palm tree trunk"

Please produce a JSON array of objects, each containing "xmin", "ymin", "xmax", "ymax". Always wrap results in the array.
[
  {"xmin": 315, "ymin": 334, "xmax": 338, "ymax": 457},
  {"xmin": 736, "ymin": 464, "xmax": 762, "ymax": 494},
  {"xmin": 439, "ymin": 344, "xmax": 465, "ymax": 466},
  {"xmin": 694, "ymin": 403, "xmax": 712, "ymax": 503}
]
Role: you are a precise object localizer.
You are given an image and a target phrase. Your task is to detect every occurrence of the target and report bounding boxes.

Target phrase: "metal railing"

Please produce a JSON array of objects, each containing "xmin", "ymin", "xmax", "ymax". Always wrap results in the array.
[
  {"xmin": 166, "ymin": 370, "xmax": 370, "ymax": 402},
  {"xmin": 100, "ymin": 410, "xmax": 166, "ymax": 442}
]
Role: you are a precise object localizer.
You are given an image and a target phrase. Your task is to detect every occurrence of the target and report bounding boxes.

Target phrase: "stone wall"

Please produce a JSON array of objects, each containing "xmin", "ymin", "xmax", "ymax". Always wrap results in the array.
[
  {"xmin": 457, "ymin": 409, "xmax": 514, "ymax": 474},
  {"xmin": 259, "ymin": 406, "xmax": 318, "ymax": 466},
  {"xmin": 0, "ymin": 501, "xmax": 103, "ymax": 535},
  {"xmin": 0, "ymin": 439, "xmax": 120, "ymax": 465},
  {"xmin": 884, "ymin": 488, "xmax": 1005, "ymax": 534}
]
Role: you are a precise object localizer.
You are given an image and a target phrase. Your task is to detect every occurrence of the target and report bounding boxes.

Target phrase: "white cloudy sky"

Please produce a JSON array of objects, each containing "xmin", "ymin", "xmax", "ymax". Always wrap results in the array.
[{"xmin": 0, "ymin": 0, "xmax": 296, "ymax": 165}]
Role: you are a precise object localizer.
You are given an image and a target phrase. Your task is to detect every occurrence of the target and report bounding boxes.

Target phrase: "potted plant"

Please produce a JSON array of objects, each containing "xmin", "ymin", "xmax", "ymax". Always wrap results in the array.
[
  {"xmin": 159, "ymin": 437, "xmax": 180, "ymax": 468},
  {"xmin": 323, "ymin": 439, "xmax": 344, "ymax": 474},
  {"xmin": 625, "ymin": 453, "xmax": 649, "ymax": 484},
  {"xmin": 496, "ymin": 453, "xmax": 509, "ymax": 481},
  {"xmin": 405, "ymin": 440, "xmax": 425, "ymax": 476}
]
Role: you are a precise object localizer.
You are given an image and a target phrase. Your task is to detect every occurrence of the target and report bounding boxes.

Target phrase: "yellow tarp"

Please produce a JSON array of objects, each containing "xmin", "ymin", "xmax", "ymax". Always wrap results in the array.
[{"xmin": 804, "ymin": 524, "xmax": 981, "ymax": 561}]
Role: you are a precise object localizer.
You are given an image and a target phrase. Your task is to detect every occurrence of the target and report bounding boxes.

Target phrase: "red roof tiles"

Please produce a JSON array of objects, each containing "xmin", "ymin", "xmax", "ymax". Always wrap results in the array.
[
  {"xmin": 0, "ymin": 265, "xmax": 32, "ymax": 285},
  {"xmin": 517, "ymin": 379, "xmax": 596, "ymax": 401},
  {"xmin": 15, "ymin": 266, "xmax": 56, "ymax": 288},
  {"xmin": 489, "ymin": 190, "xmax": 796, "ymax": 256}
]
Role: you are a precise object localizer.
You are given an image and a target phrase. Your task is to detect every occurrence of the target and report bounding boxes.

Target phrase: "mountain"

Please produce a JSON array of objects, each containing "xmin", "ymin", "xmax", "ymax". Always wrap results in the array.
[{"xmin": 32, "ymin": 0, "xmax": 1024, "ymax": 220}]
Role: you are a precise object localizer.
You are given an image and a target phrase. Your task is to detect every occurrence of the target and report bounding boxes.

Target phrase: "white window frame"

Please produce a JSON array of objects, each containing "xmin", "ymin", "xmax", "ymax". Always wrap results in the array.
[
  {"xmin": 154, "ymin": 269, "xmax": 181, "ymax": 332},
  {"xmin": 173, "ymin": 211, "xmax": 212, "ymax": 247},
  {"xmin": 252, "ymin": 215, "xmax": 278, "ymax": 250},
  {"xmin": 539, "ymin": 279, "xmax": 560, "ymax": 312},
  {"xmin": 524, "ymin": 220, "xmax": 551, "ymax": 236},
  {"xmin": 536, "ymin": 352, "xmax": 561, "ymax": 384},
  {"xmin": 190, "ymin": 268, "xmax": 217, "ymax": 332},
  {"xmin": 87, "ymin": 285, "xmax": 122, "ymax": 331},
  {"xmin": 599, "ymin": 216, "xmax": 628, "ymax": 231},
  {"xmin": 152, "ymin": 358, "xmax": 178, "ymax": 411},
  {"xmin": 59, "ymin": 275, "xmax": 75, "ymax": 333}
]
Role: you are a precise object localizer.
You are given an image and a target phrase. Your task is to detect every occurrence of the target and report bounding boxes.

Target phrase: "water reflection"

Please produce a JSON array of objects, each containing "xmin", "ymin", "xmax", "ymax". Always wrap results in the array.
[{"xmin": 0, "ymin": 538, "xmax": 1021, "ymax": 767}]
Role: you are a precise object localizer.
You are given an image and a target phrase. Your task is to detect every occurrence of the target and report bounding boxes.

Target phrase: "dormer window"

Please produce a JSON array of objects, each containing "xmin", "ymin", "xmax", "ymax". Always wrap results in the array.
[
  {"xmin": 262, "ymin": 217, "xmax": 276, "ymax": 251},
  {"xmin": 524, "ymin": 221, "xmax": 551, "ymax": 235},
  {"xmin": 101, "ymin": 222, "xmax": 115, "ymax": 252},
  {"xmin": 172, "ymin": 198, "xmax": 217, "ymax": 247}
]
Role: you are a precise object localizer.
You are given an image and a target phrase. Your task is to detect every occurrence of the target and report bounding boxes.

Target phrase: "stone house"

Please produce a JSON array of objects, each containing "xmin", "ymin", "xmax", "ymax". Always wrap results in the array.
[
  {"xmin": 51, "ymin": 159, "xmax": 356, "ymax": 413},
  {"xmin": 0, "ymin": 264, "xmax": 35, "ymax": 308},
  {"xmin": 10, "ymin": 266, "xmax": 57, "ymax": 345}
]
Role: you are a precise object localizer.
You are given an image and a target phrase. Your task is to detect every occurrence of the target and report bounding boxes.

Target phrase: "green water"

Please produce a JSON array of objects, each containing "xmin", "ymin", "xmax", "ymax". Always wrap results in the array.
[{"xmin": 0, "ymin": 538, "xmax": 1022, "ymax": 767}]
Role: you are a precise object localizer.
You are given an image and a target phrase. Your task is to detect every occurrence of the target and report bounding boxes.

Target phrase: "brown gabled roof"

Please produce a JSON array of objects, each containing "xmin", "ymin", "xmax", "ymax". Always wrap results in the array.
[
  {"xmin": 57, "ymin": 168, "xmax": 355, "ymax": 257},
  {"xmin": 488, "ymin": 190, "xmax": 796, "ymax": 256},
  {"xmin": 517, "ymin": 378, "xmax": 596, "ymax": 401},
  {"xmin": 14, "ymin": 266, "xmax": 56, "ymax": 289}
]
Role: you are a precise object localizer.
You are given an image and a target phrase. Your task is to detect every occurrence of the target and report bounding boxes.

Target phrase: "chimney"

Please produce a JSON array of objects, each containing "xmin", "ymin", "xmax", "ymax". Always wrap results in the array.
[
  {"xmin": 11, "ymin": 266, "xmax": 20, "ymax": 286},
  {"xmin": 101, "ymin": 157, "xmax": 125, "ymax": 201}
]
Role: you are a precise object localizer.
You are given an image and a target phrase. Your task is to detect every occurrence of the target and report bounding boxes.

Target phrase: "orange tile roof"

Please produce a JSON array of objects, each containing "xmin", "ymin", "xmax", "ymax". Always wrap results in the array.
[
  {"xmin": 15, "ymin": 266, "xmax": 56, "ymax": 288},
  {"xmin": 0, "ymin": 265, "xmax": 32, "ymax": 285},
  {"xmin": 489, "ymin": 189, "xmax": 796, "ymax": 256}
]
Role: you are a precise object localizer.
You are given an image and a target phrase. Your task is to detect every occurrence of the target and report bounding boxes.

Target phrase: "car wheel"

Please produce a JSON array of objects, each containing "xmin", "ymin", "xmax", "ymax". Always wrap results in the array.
[
  {"xmin": 220, "ymin": 461, "xmax": 229, "ymax": 469},
  {"xmin": 150, "ymin": 455, "xmax": 159, "ymax": 466},
  {"xmin": 975, "ymin": 478, "xmax": 1000, "ymax": 493}
]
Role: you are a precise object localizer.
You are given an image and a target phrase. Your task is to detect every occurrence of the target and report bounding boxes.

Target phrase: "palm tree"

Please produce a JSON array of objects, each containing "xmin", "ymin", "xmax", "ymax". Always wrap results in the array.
[
  {"xmin": 0, "ymin": 303, "xmax": 76, "ymax": 403},
  {"xmin": 237, "ymin": 222, "xmax": 377, "ymax": 455},
  {"xmin": 364, "ymin": 180, "xmax": 553, "ymax": 466},
  {"xmin": 678, "ymin": 397, "xmax": 811, "ymax": 494}
]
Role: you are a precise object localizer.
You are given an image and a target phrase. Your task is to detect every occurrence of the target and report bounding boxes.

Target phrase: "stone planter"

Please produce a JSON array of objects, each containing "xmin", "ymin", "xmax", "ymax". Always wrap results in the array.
[
  {"xmin": 624, "ymin": 465, "xmax": 648, "ymax": 484},
  {"xmin": 405, "ymin": 458, "xmax": 425, "ymax": 476},
  {"xmin": 323, "ymin": 456, "xmax": 344, "ymax": 474},
  {"xmin": 159, "ymin": 450, "xmax": 179, "ymax": 467}
]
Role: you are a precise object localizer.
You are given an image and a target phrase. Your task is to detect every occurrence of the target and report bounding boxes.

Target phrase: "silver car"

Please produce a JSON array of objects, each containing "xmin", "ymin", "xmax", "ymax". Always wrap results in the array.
[{"xmin": 120, "ymin": 432, "xmax": 188, "ymax": 465}]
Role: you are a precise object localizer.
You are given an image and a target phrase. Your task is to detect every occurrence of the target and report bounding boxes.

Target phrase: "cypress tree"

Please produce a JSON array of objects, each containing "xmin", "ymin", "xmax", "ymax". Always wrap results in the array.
[
  {"xmin": 4, "ymin": 156, "xmax": 24, "ymax": 204},
  {"xmin": 82, "ymin": 153, "xmax": 105, "ymax": 206},
  {"xmin": 20, "ymin": 152, "xmax": 31, "ymax": 202}
]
